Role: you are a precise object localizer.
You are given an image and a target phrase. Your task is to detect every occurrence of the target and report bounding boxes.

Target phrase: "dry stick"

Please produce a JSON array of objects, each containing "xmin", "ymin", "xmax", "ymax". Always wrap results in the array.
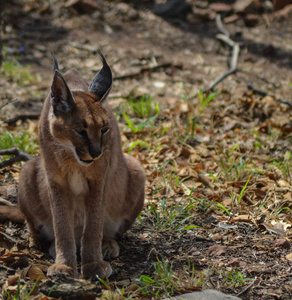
[
  {"xmin": 203, "ymin": 16, "xmax": 240, "ymax": 92},
  {"xmin": 3, "ymin": 113, "xmax": 40, "ymax": 126},
  {"xmin": 0, "ymin": 99, "xmax": 18, "ymax": 111},
  {"xmin": 247, "ymin": 84, "xmax": 292, "ymax": 106},
  {"xmin": 0, "ymin": 147, "xmax": 31, "ymax": 169},
  {"xmin": 215, "ymin": 14, "xmax": 230, "ymax": 38},
  {"xmin": 236, "ymin": 277, "xmax": 257, "ymax": 297}
]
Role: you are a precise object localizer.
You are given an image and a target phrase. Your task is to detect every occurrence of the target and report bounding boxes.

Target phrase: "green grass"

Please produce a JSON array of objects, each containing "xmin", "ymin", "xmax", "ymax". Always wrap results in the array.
[
  {"xmin": 225, "ymin": 268, "xmax": 254, "ymax": 287},
  {"xmin": 216, "ymin": 144, "xmax": 253, "ymax": 182},
  {"xmin": 180, "ymin": 87, "xmax": 216, "ymax": 138},
  {"xmin": 146, "ymin": 197, "xmax": 199, "ymax": 231},
  {"xmin": 0, "ymin": 130, "xmax": 39, "ymax": 157},
  {"xmin": 118, "ymin": 93, "xmax": 160, "ymax": 134},
  {"xmin": 270, "ymin": 151, "xmax": 292, "ymax": 184},
  {"xmin": 124, "ymin": 94, "xmax": 160, "ymax": 118},
  {"xmin": 1, "ymin": 48, "xmax": 37, "ymax": 86},
  {"xmin": 122, "ymin": 113, "xmax": 156, "ymax": 133},
  {"xmin": 135, "ymin": 260, "xmax": 180, "ymax": 298},
  {"xmin": 2, "ymin": 277, "xmax": 38, "ymax": 300}
]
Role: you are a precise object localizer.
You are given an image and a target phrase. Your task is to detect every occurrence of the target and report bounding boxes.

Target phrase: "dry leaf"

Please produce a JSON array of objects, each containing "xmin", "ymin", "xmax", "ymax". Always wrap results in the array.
[
  {"xmin": 274, "ymin": 239, "xmax": 290, "ymax": 248},
  {"xmin": 232, "ymin": 215, "xmax": 252, "ymax": 223},
  {"xmin": 27, "ymin": 265, "xmax": 47, "ymax": 281},
  {"xmin": 286, "ymin": 253, "xmax": 292, "ymax": 262},
  {"xmin": 8, "ymin": 275, "xmax": 21, "ymax": 286},
  {"xmin": 207, "ymin": 244, "xmax": 227, "ymax": 256}
]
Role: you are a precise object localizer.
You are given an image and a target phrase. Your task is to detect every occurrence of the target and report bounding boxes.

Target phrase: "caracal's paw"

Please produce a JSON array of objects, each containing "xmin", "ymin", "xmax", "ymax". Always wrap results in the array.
[
  {"xmin": 47, "ymin": 263, "xmax": 75, "ymax": 277},
  {"xmin": 102, "ymin": 237, "xmax": 120, "ymax": 259},
  {"xmin": 82, "ymin": 261, "xmax": 112, "ymax": 280}
]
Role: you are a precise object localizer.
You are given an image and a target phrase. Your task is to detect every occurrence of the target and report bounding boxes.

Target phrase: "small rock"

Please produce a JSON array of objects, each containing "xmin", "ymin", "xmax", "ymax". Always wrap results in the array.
[
  {"xmin": 166, "ymin": 289, "xmax": 242, "ymax": 299},
  {"xmin": 6, "ymin": 185, "xmax": 17, "ymax": 198},
  {"xmin": 274, "ymin": 238, "xmax": 290, "ymax": 248},
  {"xmin": 152, "ymin": 0, "xmax": 191, "ymax": 18},
  {"xmin": 286, "ymin": 253, "xmax": 292, "ymax": 262}
]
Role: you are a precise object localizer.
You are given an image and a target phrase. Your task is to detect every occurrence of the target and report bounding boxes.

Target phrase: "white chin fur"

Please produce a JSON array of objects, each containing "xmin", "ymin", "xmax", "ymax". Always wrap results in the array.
[
  {"xmin": 67, "ymin": 144, "xmax": 93, "ymax": 167},
  {"xmin": 78, "ymin": 159, "xmax": 93, "ymax": 167}
]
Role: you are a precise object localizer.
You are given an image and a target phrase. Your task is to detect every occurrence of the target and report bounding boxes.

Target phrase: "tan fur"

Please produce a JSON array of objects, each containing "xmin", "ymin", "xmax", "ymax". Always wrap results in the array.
[{"xmin": 18, "ymin": 56, "xmax": 145, "ymax": 280}]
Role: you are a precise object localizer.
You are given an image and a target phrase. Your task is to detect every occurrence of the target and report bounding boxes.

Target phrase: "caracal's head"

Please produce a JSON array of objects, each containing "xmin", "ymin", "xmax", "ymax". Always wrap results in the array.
[{"xmin": 48, "ymin": 51, "xmax": 113, "ymax": 166}]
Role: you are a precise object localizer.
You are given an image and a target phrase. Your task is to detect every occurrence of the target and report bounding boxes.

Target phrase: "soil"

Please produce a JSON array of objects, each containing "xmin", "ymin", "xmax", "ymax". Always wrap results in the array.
[{"xmin": 0, "ymin": 1, "xmax": 292, "ymax": 299}]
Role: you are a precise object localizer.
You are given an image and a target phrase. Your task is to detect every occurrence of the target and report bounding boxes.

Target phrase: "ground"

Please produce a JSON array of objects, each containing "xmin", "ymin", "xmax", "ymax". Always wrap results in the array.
[{"xmin": 0, "ymin": 0, "xmax": 292, "ymax": 299}]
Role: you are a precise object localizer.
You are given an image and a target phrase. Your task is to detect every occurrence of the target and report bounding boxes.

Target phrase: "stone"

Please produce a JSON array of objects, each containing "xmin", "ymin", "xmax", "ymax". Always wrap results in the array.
[
  {"xmin": 6, "ymin": 185, "xmax": 17, "ymax": 198},
  {"xmin": 152, "ymin": 0, "xmax": 191, "ymax": 18},
  {"xmin": 166, "ymin": 289, "xmax": 242, "ymax": 300}
]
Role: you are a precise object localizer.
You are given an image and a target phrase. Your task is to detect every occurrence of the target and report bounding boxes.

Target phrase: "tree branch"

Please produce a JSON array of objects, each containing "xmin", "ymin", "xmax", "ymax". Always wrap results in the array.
[
  {"xmin": 203, "ymin": 15, "xmax": 240, "ymax": 92},
  {"xmin": 3, "ymin": 113, "xmax": 40, "ymax": 126},
  {"xmin": 0, "ymin": 147, "xmax": 31, "ymax": 169}
]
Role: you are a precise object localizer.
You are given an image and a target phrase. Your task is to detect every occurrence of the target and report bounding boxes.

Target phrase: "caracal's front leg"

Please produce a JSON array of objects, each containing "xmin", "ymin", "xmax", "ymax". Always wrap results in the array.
[
  {"xmin": 47, "ymin": 181, "xmax": 77, "ymax": 278},
  {"xmin": 81, "ymin": 179, "xmax": 111, "ymax": 280}
]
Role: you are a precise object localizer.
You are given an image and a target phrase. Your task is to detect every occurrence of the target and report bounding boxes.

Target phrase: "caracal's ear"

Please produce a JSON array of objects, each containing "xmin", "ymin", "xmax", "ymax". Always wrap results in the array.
[
  {"xmin": 51, "ymin": 53, "xmax": 59, "ymax": 71},
  {"xmin": 88, "ymin": 50, "xmax": 112, "ymax": 104},
  {"xmin": 51, "ymin": 69, "xmax": 75, "ymax": 117}
]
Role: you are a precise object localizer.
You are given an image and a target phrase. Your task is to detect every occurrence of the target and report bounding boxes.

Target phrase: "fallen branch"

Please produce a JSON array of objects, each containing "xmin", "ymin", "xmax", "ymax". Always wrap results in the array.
[
  {"xmin": 3, "ymin": 113, "xmax": 40, "ymax": 126},
  {"xmin": 0, "ymin": 198, "xmax": 16, "ymax": 206},
  {"xmin": 215, "ymin": 14, "xmax": 230, "ymax": 37},
  {"xmin": 0, "ymin": 147, "xmax": 31, "ymax": 169},
  {"xmin": 247, "ymin": 84, "xmax": 292, "ymax": 106},
  {"xmin": 236, "ymin": 277, "xmax": 257, "ymax": 297},
  {"xmin": 0, "ymin": 99, "xmax": 18, "ymax": 111},
  {"xmin": 203, "ymin": 15, "xmax": 240, "ymax": 92},
  {"xmin": 203, "ymin": 68, "xmax": 237, "ymax": 93}
]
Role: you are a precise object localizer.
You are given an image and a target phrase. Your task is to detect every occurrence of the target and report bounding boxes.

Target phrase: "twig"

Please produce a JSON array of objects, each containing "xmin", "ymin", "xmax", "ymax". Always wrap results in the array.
[
  {"xmin": 236, "ymin": 277, "xmax": 257, "ymax": 297},
  {"xmin": 0, "ymin": 231, "xmax": 18, "ymax": 243},
  {"xmin": 3, "ymin": 113, "xmax": 40, "ymax": 125},
  {"xmin": 203, "ymin": 15, "xmax": 240, "ymax": 92},
  {"xmin": 277, "ymin": 99, "xmax": 292, "ymax": 106},
  {"xmin": 0, "ymin": 198, "xmax": 16, "ymax": 206},
  {"xmin": 215, "ymin": 14, "xmax": 230, "ymax": 37},
  {"xmin": 204, "ymin": 69, "xmax": 237, "ymax": 93},
  {"xmin": 0, "ymin": 147, "xmax": 31, "ymax": 169},
  {"xmin": 247, "ymin": 84, "xmax": 292, "ymax": 106},
  {"xmin": 0, "ymin": 99, "xmax": 18, "ymax": 111},
  {"xmin": 247, "ymin": 85, "xmax": 268, "ymax": 97},
  {"xmin": 216, "ymin": 33, "xmax": 234, "ymax": 48}
]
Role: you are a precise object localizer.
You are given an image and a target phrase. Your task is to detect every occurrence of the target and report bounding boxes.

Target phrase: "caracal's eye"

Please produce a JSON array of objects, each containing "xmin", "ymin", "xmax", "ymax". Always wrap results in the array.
[
  {"xmin": 74, "ymin": 129, "xmax": 88, "ymax": 138},
  {"xmin": 101, "ymin": 127, "xmax": 109, "ymax": 135}
]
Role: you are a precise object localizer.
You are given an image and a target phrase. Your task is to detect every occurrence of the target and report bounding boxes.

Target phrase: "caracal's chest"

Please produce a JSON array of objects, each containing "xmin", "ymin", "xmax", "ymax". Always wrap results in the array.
[
  {"xmin": 67, "ymin": 170, "xmax": 89, "ymax": 237},
  {"xmin": 68, "ymin": 169, "xmax": 89, "ymax": 196}
]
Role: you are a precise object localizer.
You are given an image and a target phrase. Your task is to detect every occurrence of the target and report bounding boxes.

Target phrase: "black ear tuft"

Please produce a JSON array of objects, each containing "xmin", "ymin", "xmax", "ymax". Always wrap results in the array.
[
  {"xmin": 88, "ymin": 50, "xmax": 112, "ymax": 103},
  {"xmin": 51, "ymin": 53, "xmax": 59, "ymax": 71},
  {"xmin": 51, "ymin": 70, "xmax": 75, "ymax": 116}
]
